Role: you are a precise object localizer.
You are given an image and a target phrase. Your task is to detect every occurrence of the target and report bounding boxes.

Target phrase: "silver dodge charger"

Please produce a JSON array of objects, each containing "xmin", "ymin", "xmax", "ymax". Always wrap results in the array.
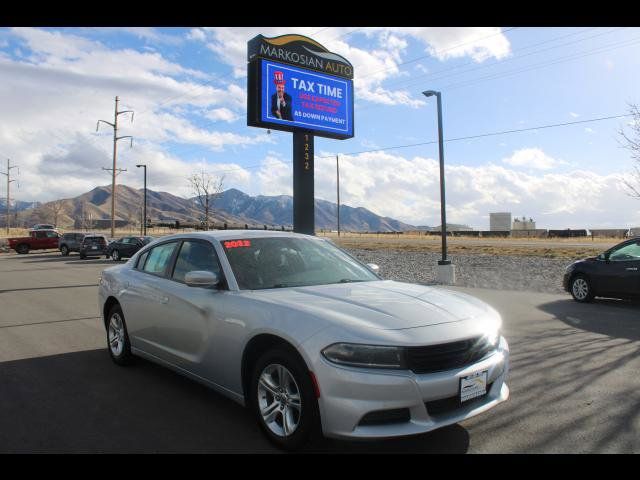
[{"xmin": 98, "ymin": 230, "xmax": 509, "ymax": 450}]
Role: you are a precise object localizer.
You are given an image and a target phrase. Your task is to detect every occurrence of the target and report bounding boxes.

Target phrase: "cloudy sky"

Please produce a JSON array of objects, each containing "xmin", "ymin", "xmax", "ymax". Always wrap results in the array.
[{"xmin": 1, "ymin": 26, "xmax": 640, "ymax": 229}]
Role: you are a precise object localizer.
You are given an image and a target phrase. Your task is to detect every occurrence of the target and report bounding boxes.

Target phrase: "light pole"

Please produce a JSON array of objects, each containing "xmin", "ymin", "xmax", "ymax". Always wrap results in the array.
[
  {"xmin": 136, "ymin": 164, "xmax": 147, "ymax": 236},
  {"xmin": 423, "ymin": 90, "xmax": 455, "ymax": 284}
]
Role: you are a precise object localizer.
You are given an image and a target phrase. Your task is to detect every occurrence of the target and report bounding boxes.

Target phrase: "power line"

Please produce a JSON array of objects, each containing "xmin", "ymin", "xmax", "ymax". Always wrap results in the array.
[
  {"xmin": 357, "ymin": 27, "xmax": 520, "ymax": 80},
  {"xmin": 317, "ymin": 114, "xmax": 634, "ymax": 158},
  {"xmin": 439, "ymin": 33, "xmax": 640, "ymax": 92},
  {"xmin": 182, "ymin": 112, "xmax": 633, "ymax": 176},
  {"xmin": 375, "ymin": 27, "xmax": 613, "ymax": 93},
  {"xmin": 354, "ymin": 27, "xmax": 624, "ymax": 115}
]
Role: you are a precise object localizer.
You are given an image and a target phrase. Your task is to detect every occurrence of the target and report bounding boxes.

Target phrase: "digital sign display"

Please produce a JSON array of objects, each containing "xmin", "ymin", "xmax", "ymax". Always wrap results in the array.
[{"xmin": 253, "ymin": 59, "xmax": 354, "ymax": 139}]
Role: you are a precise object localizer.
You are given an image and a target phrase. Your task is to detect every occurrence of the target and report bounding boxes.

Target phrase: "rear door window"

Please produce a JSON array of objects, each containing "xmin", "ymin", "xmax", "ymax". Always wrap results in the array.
[{"xmin": 143, "ymin": 242, "xmax": 179, "ymax": 276}]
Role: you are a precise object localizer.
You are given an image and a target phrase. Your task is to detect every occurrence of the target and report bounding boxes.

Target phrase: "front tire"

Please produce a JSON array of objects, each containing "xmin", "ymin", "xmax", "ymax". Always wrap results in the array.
[
  {"xmin": 60, "ymin": 245, "xmax": 69, "ymax": 256},
  {"xmin": 111, "ymin": 250, "xmax": 120, "ymax": 261},
  {"xmin": 106, "ymin": 304, "xmax": 134, "ymax": 366},
  {"xmin": 570, "ymin": 274, "xmax": 594, "ymax": 302},
  {"xmin": 249, "ymin": 347, "xmax": 319, "ymax": 451},
  {"xmin": 16, "ymin": 244, "xmax": 29, "ymax": 254}
]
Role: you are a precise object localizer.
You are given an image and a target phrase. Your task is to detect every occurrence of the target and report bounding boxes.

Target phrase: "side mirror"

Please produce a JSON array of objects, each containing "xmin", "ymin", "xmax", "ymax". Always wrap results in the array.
[
  {"xmin": 185, "ymin": 270, "xmax": 220, "ymax": 288},
  {"xmin": 367, "ymin": 263, "xmax": 380, "ymax": 274}
]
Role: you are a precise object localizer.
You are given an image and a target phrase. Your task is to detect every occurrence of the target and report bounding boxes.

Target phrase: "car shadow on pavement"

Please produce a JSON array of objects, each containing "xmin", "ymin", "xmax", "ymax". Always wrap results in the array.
[
  {"xmin": 0, "ymin": 349, "xmax": 469, "ymax": 454},
  {"xmin": 538, "ymin": 298, "xmax": 640, "ymax": 341}
]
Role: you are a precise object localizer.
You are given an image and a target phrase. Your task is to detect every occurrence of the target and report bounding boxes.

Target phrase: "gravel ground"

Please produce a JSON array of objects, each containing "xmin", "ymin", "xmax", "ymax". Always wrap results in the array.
[{"xmin": 344, "ymin": 248, "xmax": 570, "ymax": 295}]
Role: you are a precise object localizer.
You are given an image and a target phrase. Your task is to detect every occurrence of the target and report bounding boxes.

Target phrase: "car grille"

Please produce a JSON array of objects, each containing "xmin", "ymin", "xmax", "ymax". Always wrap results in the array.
[
  {"xmin": 406, "ymin": 336, "xmax": 496, "ymax": 374},
  {"xmin": 425, "ymin": 383, "xmax": 494, "ymax": 416}
]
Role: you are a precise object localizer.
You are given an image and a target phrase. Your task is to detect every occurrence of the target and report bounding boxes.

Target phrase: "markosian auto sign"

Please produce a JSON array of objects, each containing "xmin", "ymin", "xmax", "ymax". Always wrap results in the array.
[
  {"xmin": 247, "ymin": 34, "xmax": 354, "ymax": 140},
  {"xmin": 260, "ymin": 59, "xmax": 353, "ymax": 137},
  {"xmin": 246, "ymin": 33, "xmax": 354, "ymax": 235}
]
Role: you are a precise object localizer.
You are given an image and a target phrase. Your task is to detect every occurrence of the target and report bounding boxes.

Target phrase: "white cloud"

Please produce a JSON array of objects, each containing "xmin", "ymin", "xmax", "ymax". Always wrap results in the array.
[
  {"xmin": 502, "ymin": 148, "xmax": 557, "ymax": 170},
  {"xmin": 190, "ymin": 27, "xmax": 511, "ymax": 109},
  {"xmin": 187, "ymin": 28, "xmax": 206, "ymax": 42},
  {"xmin": 585, "ymin": 127, "xmax": 595, "ymax": 134},
  {"xmin": 570, "ymin": 112, "xmax": 580, "ymax": 118},
  {"xmin": 251, "ymin": 149, "xmax": 640, "ymax": 229},
  {"xmin": 204, "ymin": 107, "xmax": 240, "ymax": 123},
  {"xmin": 397, "ymin": 27, "xmax": 512, "ymax": 63}
]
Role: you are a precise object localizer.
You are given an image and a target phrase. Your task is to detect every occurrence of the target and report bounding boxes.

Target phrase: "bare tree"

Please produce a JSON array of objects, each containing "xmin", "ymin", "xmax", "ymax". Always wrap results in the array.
[
  {"xmin": 188, "ymin": 171, "xmax": 225, "ymax": 230},
  {"xmin": 47, "ymin": 200, "xmax": 65, "ymax": 227},
  {"xmin": 619, "ymin": 103, "xmax": 640, "ymax": 198}
]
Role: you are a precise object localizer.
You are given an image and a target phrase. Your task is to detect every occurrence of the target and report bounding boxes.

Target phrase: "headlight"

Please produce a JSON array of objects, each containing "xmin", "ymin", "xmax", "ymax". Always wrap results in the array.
[
  {"xmin": 322, "ymin": 343, "xmax": 407, "ymax": 369},
  {"xmin": 484, "ymin": 329, "xmax": 500, "ymax": 348}
]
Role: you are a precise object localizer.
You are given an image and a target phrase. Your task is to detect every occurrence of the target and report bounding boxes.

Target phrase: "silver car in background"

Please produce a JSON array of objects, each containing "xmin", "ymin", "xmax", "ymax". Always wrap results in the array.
[{"xmin": 98, "ymin": 230, "xmax": 509, "ymax": 450}]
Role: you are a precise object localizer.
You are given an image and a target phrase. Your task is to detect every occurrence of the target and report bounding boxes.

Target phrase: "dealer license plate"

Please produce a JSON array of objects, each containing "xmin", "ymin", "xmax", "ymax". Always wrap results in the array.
[{"xmin": 460, "ymin": 370, "xmax": 488, "ymax": 403}]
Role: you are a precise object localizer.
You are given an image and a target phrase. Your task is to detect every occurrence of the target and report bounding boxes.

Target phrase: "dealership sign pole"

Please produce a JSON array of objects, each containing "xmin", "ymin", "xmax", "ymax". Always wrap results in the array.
[{"xmin": 247, "ymin": 34, "xmax": 354, "ymax": 235}]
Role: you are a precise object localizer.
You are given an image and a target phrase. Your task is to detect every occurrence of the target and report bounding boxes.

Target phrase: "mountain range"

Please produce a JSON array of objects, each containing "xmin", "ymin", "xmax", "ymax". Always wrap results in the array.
[{"xmin": 14, "ymin": 185, "xmax": 419, "ymax": 232}]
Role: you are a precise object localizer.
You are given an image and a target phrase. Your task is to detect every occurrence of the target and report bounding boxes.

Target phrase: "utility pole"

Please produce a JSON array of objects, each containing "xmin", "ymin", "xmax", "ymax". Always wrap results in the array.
[
  {"xmin": 336, "ymin": 155, "xmax": 340, "ymax": 237},
  {"xmin": 97, "ymin": 96, "xmax": 134, "ymax": 239},
  {"xmin": 136, "ymin": 164, "xmax": 147, "ymax": 236},
  {"xmin": 1, "ymin": 159, "xmax": 18, "ymax": 235}
]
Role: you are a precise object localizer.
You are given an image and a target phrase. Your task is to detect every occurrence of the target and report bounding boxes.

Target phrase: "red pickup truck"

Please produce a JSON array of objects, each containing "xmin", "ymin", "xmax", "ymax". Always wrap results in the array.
[{"xmin": 8, "ymin": 229, "xmax": 61, "ymax": 254}]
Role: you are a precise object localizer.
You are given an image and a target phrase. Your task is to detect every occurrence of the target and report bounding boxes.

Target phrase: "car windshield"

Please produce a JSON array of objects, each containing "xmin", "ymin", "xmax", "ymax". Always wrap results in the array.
[{"xmin": 222, "ymin": 236, "xmax": 379, "ymax": 290}]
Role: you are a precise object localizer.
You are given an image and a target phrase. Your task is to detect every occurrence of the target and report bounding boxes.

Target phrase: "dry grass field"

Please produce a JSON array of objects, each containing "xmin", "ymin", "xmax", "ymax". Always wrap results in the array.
[{"xmin": 320, "ymin": 232, "xmax": 621, "ymax": 260}]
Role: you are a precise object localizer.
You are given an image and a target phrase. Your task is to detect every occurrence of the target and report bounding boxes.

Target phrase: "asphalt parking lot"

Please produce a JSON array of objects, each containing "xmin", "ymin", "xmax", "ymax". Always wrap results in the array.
[{"xmin": 1, "ymin": 250, "xmax": 639, "ymax": 453}]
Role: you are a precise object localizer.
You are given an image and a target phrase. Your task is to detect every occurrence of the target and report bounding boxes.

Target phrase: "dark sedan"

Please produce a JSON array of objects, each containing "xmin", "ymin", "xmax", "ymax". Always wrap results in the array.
[
  {"xmin": 107, "ymin": 236, "xmax": 154, "ymax": 261},
  {"xmin": 564, "ymin": 237, "xmax": 640, "ymax": 302}
]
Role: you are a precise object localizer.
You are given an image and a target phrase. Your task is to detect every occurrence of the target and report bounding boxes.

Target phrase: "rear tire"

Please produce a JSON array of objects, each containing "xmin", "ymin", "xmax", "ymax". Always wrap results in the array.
[
  {"xmin": 570, "ymin": 274, "xmax": 594, "ymax": 302},
  {"xmin": 106, "ymin": 304, "xmax": 134, "ymax": 366},
  {"xmin": 16, "ymin": 244, "xmax": 29, "ymax": 254},
  {"xmin": 249, "ymin": 347, "xmax": 320, "ymax": 451},
  {"xmin": 60, "ymin": 245, "xmax": 69, "ymax": 256},
  {"xmin": 112, "ymin": 250, "xmax": 120, "ymax": 261}
]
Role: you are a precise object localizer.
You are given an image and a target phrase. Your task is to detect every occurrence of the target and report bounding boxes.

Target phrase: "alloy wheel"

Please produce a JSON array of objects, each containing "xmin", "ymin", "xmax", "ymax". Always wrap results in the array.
[
  {"xmin": 257, "ymin": 364, "xmax": 302, "ymax": 438},
  {"xmin": 572, "ymin": 278, "xmax": 589, "ymax": 300},
  {"xmin": 108, "ymin": 313, "xmax": 125, "ymax": 356}
]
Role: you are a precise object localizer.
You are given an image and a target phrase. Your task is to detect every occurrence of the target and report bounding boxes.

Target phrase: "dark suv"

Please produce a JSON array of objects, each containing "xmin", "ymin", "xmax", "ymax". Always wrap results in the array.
[
  {"xmin": 59, "ymin": 232, "xmax": 87, "ymax": 256},
  {"xmin": 79, "ymin": 235, "xmax": 109, "ymax": 259}
]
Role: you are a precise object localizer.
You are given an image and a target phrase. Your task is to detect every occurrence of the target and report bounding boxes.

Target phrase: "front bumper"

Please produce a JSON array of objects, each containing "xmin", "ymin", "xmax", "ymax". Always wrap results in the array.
[{"xmin": 312, "ymin": 336, "xmax": 509, "ymax": 440}]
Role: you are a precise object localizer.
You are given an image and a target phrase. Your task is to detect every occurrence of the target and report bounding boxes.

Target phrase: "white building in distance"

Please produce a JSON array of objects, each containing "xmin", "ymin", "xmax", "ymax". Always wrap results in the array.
[
  {"xmin": 490, "ymin": 212, "xmax": 511, "ymax": 231},
  {"xmin": 512, "ymin": 216, "xmax": 536, "ymax": 230}
]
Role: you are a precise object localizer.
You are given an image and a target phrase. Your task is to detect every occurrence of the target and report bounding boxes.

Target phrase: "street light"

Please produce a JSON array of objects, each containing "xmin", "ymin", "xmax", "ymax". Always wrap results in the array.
[
  {"xmin": 136, "ymin": 164, "xmax": 147, "ymax": 236},
  {"xmin": 423, "ymin": 90, "xmax": 455, "ymax": 284}
]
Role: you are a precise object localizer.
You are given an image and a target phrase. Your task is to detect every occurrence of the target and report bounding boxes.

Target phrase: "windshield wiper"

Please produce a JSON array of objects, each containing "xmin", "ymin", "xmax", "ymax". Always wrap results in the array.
[
  {"xmin": 338, "ymin": 278, "xmax": 366, "ymax": 283},
  {"xmin": 271, "ymin": 283, "xmax": 294, "ymax": 288}
]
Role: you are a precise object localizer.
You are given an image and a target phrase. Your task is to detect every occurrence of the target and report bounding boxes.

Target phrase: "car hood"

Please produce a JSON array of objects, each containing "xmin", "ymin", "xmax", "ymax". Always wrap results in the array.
[{"xmin": 246, "ymin": 280, "xmax": 496, "ymax": 331}]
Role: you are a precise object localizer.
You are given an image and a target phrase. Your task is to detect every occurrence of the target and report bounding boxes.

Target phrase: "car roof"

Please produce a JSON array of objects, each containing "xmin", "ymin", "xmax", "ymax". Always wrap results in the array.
[{"xmin": 149, "ymin": 230, "xmax": 314, "ymax": 243}]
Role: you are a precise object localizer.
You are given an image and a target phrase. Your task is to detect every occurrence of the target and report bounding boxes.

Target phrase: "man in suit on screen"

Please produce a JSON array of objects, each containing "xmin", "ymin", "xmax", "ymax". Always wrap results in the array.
[{"xmin": 271, "ymin": 70, "xmax": 293, "ymax": 121}]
